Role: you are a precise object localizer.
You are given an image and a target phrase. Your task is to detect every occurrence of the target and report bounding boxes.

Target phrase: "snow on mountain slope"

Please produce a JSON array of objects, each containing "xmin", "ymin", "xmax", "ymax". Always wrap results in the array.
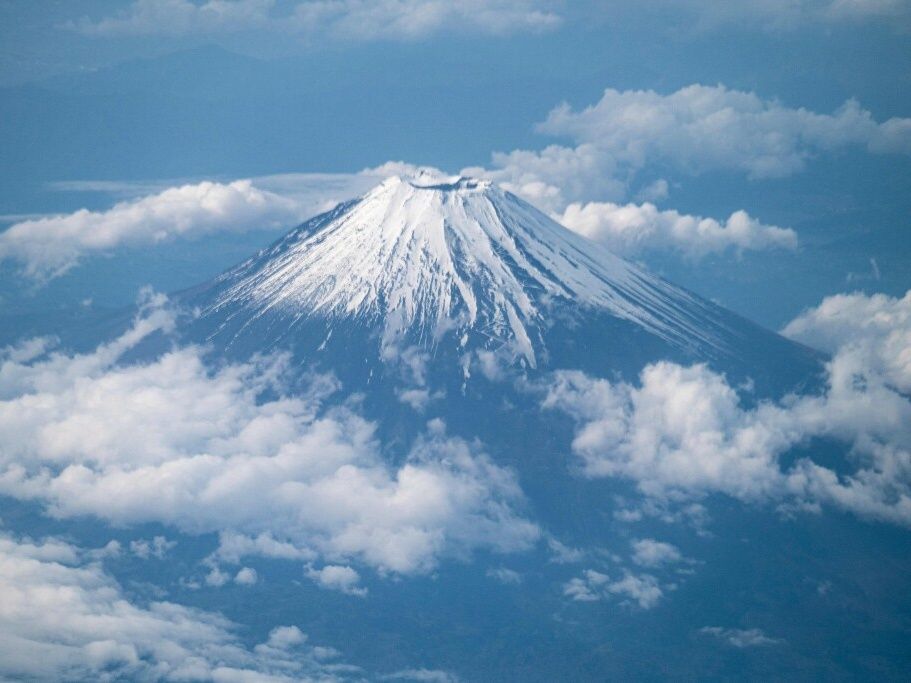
[{"xmin": 201, "ymin": 173, "xmax": 726, "ymax": 366}]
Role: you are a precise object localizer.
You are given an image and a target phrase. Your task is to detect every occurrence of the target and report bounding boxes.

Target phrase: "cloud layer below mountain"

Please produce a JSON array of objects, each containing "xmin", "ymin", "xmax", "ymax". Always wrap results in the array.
[
  {"xmin": 0, "ymin": 294, "xmax": 539, "ymax": 577},
  {"xmin": 783, "ymin": 289, "xmax": 911, "ymax": 392},
  {"xmin": 0, "ymin": 532, "xmax": 357, "ymax": 681},
  {"xmin": 543, "ymin": 290, "xmax": 911, "ymax": 526}
]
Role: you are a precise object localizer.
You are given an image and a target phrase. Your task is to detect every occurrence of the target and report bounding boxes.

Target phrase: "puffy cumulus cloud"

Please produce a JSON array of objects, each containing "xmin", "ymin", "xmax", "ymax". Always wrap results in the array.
[
  {"xmin": 556, "ymin": 201, "xmax": 797, "ymax": 259},
  {"xmin": 631, "ymin": 539, "xmax": 682, "ymax": 568},
  {"xmin": 468, "ymin": 84, "xmax": 911, "ymax": 210},
  {"xmin": 543, "ymin": 364, "xmax": 792, "ymax": 500},
  {"xmin": 563, "ymin": 569, "xmax": 664, "ymax": 609},
  {"xmin": 542, "ymin": 339, "xmax": 911, "ymax": 525},
  {"xmin": 0, "ymin": 180, "xmax": 303, "ymax": 280},
  {"xmin": 699, "ymin": 626, "xmax": 783, "ymax": 648},
  {"xmin": 0, "ymin": 532, "xmax": 358, "ymax": 681},
  {"xmin": 204, "ymin": 566, "xmax": 232, "ymax": 588},
  {"xmin": 0, "ymin": 296, "xmax": 539, "ymax": 577},
  {"xmin": 305, "ymin": 564, "xmax": 367, "ymax": 596},
  {"xmin": 539, "ymin": 86, "xmax": 911, "ymax": 176},
  {"xmin": 783, "ymin": 290, "xmax": 911, "ymax": 393},
  {"xmin": 71, "ymin": 0, "xmax": 561, "ymax": 39},
  {"xmin": 234, "ymin": 567, "xmax": 258, "ymax": 585}
]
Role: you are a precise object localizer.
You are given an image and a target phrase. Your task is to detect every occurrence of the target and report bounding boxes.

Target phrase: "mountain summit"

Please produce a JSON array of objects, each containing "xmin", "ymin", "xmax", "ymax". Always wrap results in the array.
[{"xmin": 182, "ymin": 174, "xmax": 819, "ymax": 394}]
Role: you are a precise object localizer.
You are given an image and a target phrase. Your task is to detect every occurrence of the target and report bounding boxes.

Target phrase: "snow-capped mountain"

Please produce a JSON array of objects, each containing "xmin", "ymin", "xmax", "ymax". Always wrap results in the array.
[{"xmin": 180, "ymin": 172, "xmax": 820, "ymax": 396}]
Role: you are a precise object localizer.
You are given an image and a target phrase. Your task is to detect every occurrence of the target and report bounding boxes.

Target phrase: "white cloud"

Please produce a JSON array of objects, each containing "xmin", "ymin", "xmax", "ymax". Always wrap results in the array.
[
  {"xmin": 563, "ymin": 569, "xmax": 664, "ymax": 609},
  {"xmin": 465, "ymin": 142, "xmax": 625, "ymax": 212},
  {"xmin": 305, "ymin": 564, "xmax": 366, "ymax": 596},
  {"xmin": 7, "ymin": 93, "xmax": 900, "ymax": 276},
  {"xmin": 606, "ymin": 571, "xmax": 665, "ymax": 609},
  {"xmin": 663, "ymin": 0, "xmax": 911, "ymax": 28},
  {"xmin": 0, "ymin": 180, "xmax": 303, "ymax": 280},
  {"xmin": 700, "ymin": 626, "xmax": 783, "ymax": 648},
  {"xmin": 783, "ymin": 289, "xmax": 911, "ymax": 393},
  {"xmin": 7, "ymin": 166, "xmax": 428, "ymax": 282},
  {"xmin": 213, "ymin": 531, "xmax": 316, "ymax": 564},
  {"xmin": 545, "ymin": 536, "xmax": 586, "ymax": 564},
  {"xmin": 826, "ymin": 0, "xmax": 910, "ymax": 20},
  {"xmin": 562, "ymin": 572, "xmax": 603, "ymax": 601},
  {"xmin": 9, "ymin": 151, "xmax": 798, "ymax": 280},
  {"xmin": 0, "ymin": 295, "xmax": 539, "ymax": 576},
  {"xmin": 539, "ymin": 86, "xmax": 911, "ymax": 173},
  {"xmin": 71, "ymin": 0, "xmax": 276, "ymax": 35},
  {"xmin": 468, "ymin": 84, "xmax": 911, "ymax": 210},
  {"xmin": 0, "ymin": 532, "xmax": 357, "ymax": 681},
  {"xmin": 252, "ymin": 168, "xmax": 390, "ymax": 212},
  {"xmin": 631, "ymin": 539, "xmax": 682, "ymax": 568},
  {"xmin": 397, "ymin": 387, "xmax": 439, "ymax": 412},
  {"xmin": 543, "ymin": 364, "xmax": 789, "ymax": 500},
  {"xmin": 129, "ymin": 536, "xmax": 176, "ymax": 560},
  {"xmin": 234, "ymin": 567, "xmax": 258, "ymax": 585},
  {"xmin": 71, "ymin": 0, "xmax": 562, "ymax": 39},
  {"xmin": 542, "ymin": 326, "xmax": 911, "ymax": 525},
  {"xmin": 556, "ymin": 201, "xmax": 797, "ymax": 259},
  {"xmin": 635, "ymin": 179, "xmax": 669, "ymax": 203},
  {"xmin": 486, "ymin": 566, "xmax": 522, "ymax": 584},
  {"xmin": 614, "ymin": 500, "xmax": 711, "ymax": 533},
  {"xmin": 289, "ymin": 0, "xmax": 561, "ymax": 40},
  {"xmin": 205, "ymin": 566, "xmax": 231, "ymax": 587},
  {"xmin": 380, "ymin": 669, "xmax": 462, "ymax": 683}
]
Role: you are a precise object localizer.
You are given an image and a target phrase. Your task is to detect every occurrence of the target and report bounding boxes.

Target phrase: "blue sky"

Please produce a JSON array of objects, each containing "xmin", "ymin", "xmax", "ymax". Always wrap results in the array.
[{"xmin": 1, "ymin": 2, "xmax": 911, "ymax": 681}]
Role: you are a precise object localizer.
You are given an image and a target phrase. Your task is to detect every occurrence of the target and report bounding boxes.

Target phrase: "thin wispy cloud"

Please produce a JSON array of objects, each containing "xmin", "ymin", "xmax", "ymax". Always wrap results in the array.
[
  {"xmin": 69, "ymin": 0, "xmax": 563, "ymax": 40},
  {"xmin": 666, "ymin": 0, "xmax": 911, "ymax": 28},
  {"xmin": 700, "ymin": 626, "xmax": 783, "ymax": 648}
]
